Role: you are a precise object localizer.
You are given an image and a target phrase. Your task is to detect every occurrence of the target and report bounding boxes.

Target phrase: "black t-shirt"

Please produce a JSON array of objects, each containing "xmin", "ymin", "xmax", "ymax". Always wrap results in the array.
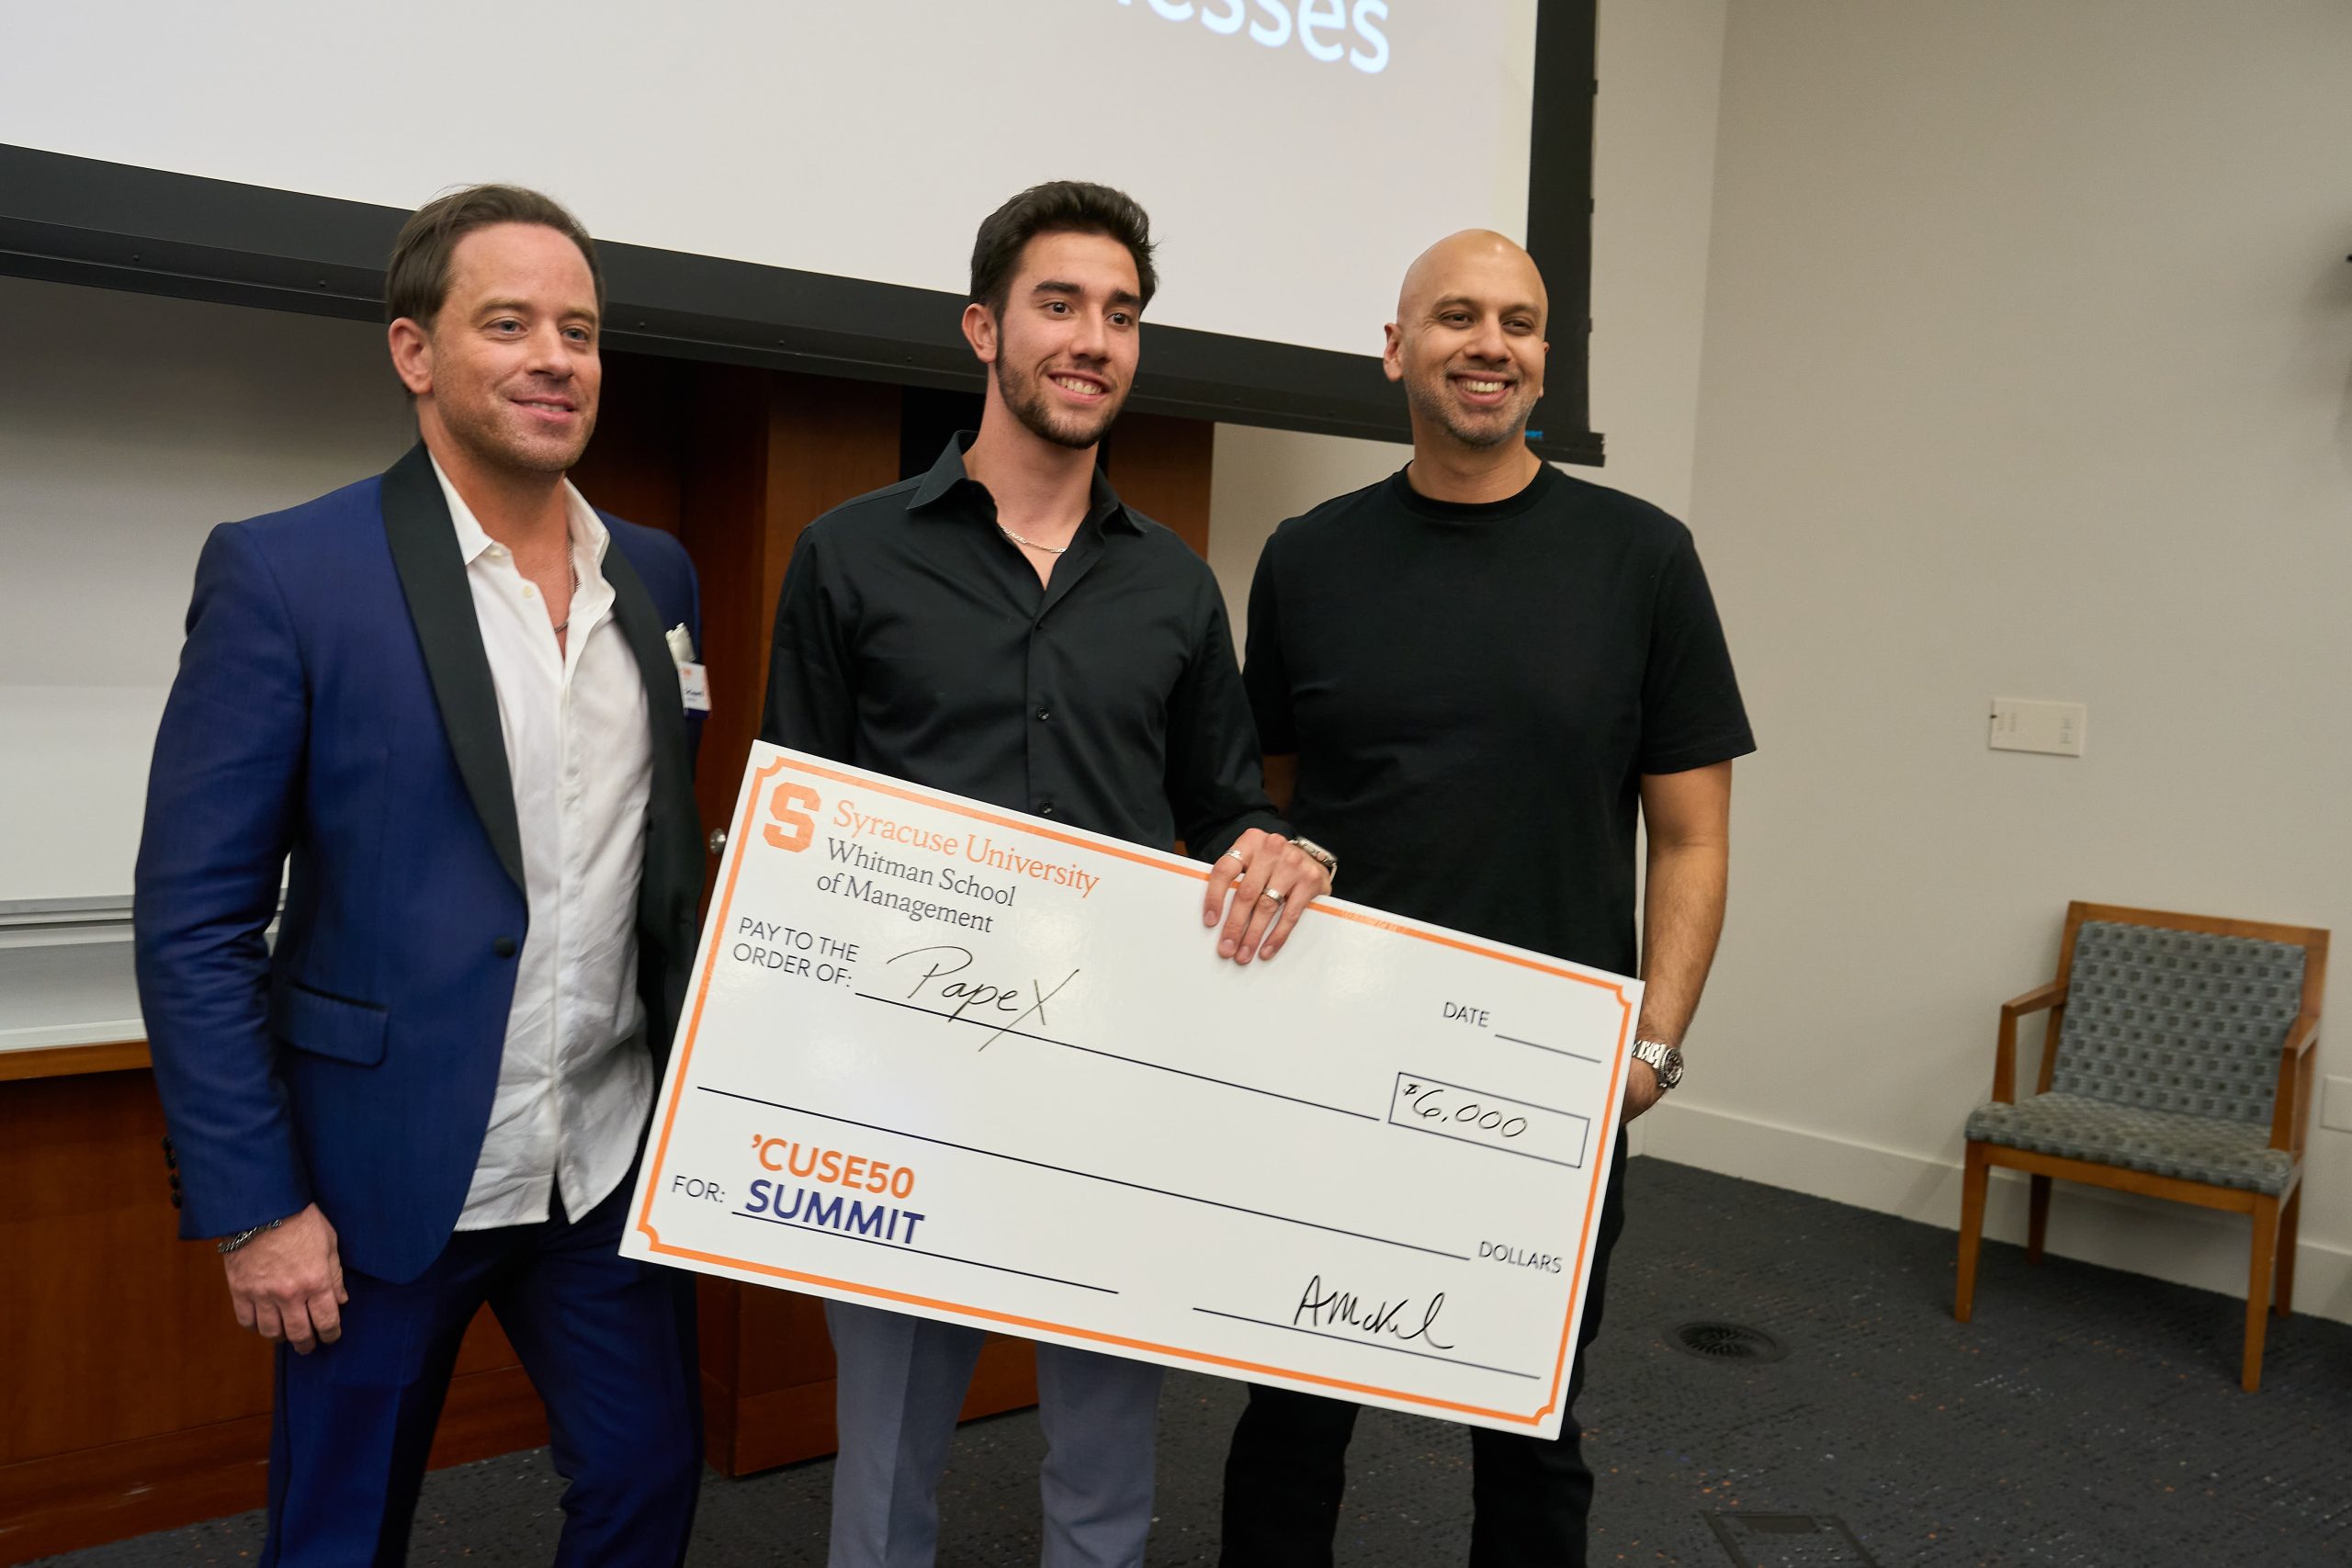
[{"xmin": 1243, "ymin": 463, "xmax": 1755, "ymax": 976}]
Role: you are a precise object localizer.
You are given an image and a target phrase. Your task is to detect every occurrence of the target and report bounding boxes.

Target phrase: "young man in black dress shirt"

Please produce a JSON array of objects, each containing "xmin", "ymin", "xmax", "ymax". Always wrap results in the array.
[
  {"xmin": 1217, "ymin": 231, "xmax": 1755, "ymax": 1567},
  {"xmin": 761, "ymin": 182, "xmax": 1332, "ymax": 1568}
]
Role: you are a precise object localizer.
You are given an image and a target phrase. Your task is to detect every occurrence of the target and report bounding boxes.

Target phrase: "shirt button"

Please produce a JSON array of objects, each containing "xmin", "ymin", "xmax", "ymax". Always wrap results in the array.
[
  {"xmin": 1037, "ymin": 802, "xmax": 1057, "ymax": 818},
  {"xmin": 1035, "ymin": 706, "xmax": 1052, "ymax": 722},
  {"xmin": 494, "ymin": 936, "xmax": 518, "ymax": 957}
]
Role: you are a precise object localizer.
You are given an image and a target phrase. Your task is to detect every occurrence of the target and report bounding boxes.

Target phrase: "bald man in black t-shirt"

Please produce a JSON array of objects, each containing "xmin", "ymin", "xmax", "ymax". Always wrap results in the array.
[{"xmin": 1217, "ymin": 232, "xmax": 1755, "ymax": 1568}]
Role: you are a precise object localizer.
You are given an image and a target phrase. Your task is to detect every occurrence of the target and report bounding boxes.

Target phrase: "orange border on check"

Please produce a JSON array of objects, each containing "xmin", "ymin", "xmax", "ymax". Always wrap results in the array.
[{"xmin": 637, "ymin": 750, "xmax": 1632, "ymax": 1429}]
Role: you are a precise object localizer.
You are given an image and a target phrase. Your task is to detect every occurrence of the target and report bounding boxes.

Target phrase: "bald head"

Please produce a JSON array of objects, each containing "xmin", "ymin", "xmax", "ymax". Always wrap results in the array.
[
  {"xmin": 1385, "ymin": 231, "xmax": 1549, "ymax": 454},
  {"xmin": 1396, "ymin": 230, "xmax": 1547, "ymax": 328}
]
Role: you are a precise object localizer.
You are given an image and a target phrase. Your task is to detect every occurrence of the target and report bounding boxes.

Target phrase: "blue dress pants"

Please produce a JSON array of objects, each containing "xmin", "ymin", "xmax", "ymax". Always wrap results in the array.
[{"xmin": 259, "ymin": 1174, "xmax": 702, "ymax": 1566}]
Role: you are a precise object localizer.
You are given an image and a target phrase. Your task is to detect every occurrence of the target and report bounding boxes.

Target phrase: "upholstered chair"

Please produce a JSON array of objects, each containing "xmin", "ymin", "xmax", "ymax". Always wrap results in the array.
[{"xmin": 1954, "ymin": 902, "xmax": 2325, "ymax": 1391}]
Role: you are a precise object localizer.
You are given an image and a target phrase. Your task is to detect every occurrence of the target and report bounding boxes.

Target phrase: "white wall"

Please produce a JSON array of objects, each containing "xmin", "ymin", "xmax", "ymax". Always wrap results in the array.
[
  {"xmin": 2, "ymin": 0, "xmax": 1719, "ymax": 902},
  {"xmin": 0, "ymin": 279, "xmax": 411, "ymax": 901},
  {"xmin": 1647, "ymin": 0, "xmax": 2352, "ymax": 1325},
  {"xmin": 14, "ymin": 0, "xmax": 2349, "ymax": 1325},
  {"xmin": 1578, "ymin": 0, "xmax": 1727, "ymax": 523},
  {"xmin": 1212, "ymin": 0, "xmax": 2352, "ymax": 1328},
  {"xmin": 1207, "ymin": 0, "xmax": 1730, "ymax": 606}
]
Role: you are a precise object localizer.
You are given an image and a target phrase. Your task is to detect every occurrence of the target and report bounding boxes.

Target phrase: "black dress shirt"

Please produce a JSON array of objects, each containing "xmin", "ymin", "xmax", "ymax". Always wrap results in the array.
[{"xmin": 760, "ymin": 434, "xmax": 1282, "ymax": 859}]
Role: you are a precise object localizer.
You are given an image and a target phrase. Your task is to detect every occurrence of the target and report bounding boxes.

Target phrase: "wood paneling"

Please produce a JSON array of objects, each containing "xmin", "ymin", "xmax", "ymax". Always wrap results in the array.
[
  {"xmin": 568, "ymin": 349, "xmax": 691, "ymax": 536},
  {"xmin": 0, "ymin": 1041, "xmax": 149, "ymax": 1082},
  {"xmin": 0, "ymin": 1360, "xmax": 546, "ymax": 1563},
  {"xmin": 674, "ymin": 368, "xmax": 906, "ymax": 852},
  {"xmin": 670, "ymin": 367, "xmax": 1046, "ymax": 1478},
  {"xmin": 696, "ymin": 1283, "xmax": 1039, "ymax": 1476},
  {"xmin": 0, "ymin": 1067, "xmax": 545, "ymax": 1562},
  {"xmin": 1, "ymin": 1069, "xmax": 278, "ymax": 1466},
  {"xmin": 1105, "ymin": 413, "xmax": 1215, "ymax": 559}
]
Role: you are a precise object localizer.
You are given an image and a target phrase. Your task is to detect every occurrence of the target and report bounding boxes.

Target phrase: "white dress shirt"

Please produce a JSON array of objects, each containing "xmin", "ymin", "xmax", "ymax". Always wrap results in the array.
[{"xmin": 433, "ymin": 457, "xmax": 655, "ymax": 1230}]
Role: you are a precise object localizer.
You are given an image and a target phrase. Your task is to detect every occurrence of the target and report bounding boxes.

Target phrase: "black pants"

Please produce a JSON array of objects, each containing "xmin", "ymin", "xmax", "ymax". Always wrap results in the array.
[{"xmin": 1219, "ymin": 1134, "xmax": 1630, "ymax": 1568}]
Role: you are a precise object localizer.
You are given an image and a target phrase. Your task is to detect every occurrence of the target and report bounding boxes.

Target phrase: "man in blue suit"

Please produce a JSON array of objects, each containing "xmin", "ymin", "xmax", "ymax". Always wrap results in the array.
[{"xmin": 135, "ymin": 185, "xmax": 707, "ymax": 1564}]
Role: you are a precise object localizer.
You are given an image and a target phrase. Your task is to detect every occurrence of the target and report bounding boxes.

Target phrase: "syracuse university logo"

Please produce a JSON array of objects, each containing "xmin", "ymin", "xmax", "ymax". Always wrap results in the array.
[{"xmin": 763, "ymin": 780, "xmax": 820, "ymax": 852}]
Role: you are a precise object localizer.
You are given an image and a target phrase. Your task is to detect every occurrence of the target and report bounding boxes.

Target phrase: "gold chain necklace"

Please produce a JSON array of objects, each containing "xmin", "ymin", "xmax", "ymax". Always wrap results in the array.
[
  {"xmin": 997, "ymin": 523, "xmax": 1070, "ymax": 557},
  {"xmin": 551, "ymin": 553, "xmax": 583, "ymax": 634}
]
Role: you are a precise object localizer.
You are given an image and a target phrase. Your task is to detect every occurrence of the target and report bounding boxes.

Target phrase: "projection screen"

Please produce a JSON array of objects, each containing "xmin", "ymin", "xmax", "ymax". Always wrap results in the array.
[{"xmin": 0, "ymin": 0, "xmax": 1600, "ymax": 459}]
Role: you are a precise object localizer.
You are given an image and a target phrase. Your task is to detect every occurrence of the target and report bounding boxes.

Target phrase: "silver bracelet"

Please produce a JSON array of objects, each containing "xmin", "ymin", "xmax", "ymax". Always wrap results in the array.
[{"xmin": 216, "ymin": 1217, "xmax": 288, "ymax": 1256}]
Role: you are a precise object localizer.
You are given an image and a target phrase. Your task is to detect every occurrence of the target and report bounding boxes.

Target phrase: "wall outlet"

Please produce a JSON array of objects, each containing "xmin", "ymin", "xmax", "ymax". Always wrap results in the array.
[
  {"xmin": 2322, "ymin": 1075, "xmax": 2352, "ymax": 1134},
  {"xmin": 1989, "ymin": 697, "xmax": 2086, "ymax": 757}
]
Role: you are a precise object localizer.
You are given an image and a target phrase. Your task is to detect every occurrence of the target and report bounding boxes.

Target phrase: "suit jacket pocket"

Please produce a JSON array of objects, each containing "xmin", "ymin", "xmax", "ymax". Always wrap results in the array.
[{"xmin": 272, "ymin": 978, "xmax": 389, "ymax": 1066}]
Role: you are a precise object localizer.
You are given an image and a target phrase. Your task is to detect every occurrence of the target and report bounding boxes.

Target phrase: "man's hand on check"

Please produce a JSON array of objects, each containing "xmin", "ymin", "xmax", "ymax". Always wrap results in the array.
[
  {"xmin": 223, "ymin": 1202, "xmax": 348, "ymax": 1354},
  {"xmin": 1202, "ymin": 829, "xmax": 1331, "ymax": 964}
]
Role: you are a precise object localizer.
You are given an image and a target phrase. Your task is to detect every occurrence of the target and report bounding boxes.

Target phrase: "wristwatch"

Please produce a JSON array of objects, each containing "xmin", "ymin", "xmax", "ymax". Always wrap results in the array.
[
  {"xmin": 1630, "ymin": 1038, "xmax": 1684, "ymax": 1092},
  {"xmin": 1289, "ymin": 836, "xmax": 1339, "ymax": 886},
  {"xmin": 217, "ymin": 1216, "xmax": 287, "ymax": 1255}
]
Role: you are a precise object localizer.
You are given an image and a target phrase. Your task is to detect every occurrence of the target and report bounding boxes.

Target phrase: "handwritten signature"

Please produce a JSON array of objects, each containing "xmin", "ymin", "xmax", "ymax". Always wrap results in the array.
[
  {"xmin": 1294, "ymin": 1273, "xmax": 1454, "ymax": 1350},
  {"xmin": 887, "ymin": 943, "xmax": 1080, "ymax": 1050}
]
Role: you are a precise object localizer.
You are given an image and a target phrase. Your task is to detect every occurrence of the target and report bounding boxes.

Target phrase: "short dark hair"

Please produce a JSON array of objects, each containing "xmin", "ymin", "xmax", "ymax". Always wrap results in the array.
[
  {"xmin": 384, "ymin": 183, "xmax": 603, "ymax": 328},
  {"xmin": 968, "ymin": 181, "xmax": 1158, "ymax": 318}
]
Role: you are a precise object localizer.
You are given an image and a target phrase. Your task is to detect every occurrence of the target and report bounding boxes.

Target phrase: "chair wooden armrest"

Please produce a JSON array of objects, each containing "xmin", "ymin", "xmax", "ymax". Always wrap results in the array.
[
  {"xmin": 2000, "ymin": 978, "xmax": 2069, "ymax": 1017},
  {"xmin": 2281, "ymin": 1011, "xmax": 2320, "ymax": 1058},
  {"xmin": 1990, "ymin": 979, "xmax": 2068, "ymax": 1103},
  {"xmin": 2270, "ymin": 1011, "xmax": 2322, "ymax": 1152}
]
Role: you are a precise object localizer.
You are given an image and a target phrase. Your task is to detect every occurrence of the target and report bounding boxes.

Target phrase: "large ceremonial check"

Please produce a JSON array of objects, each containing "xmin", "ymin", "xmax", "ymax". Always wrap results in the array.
[{"xmin": 624, "ymin": 745, "xmax": 1639, "ymax": 1438}]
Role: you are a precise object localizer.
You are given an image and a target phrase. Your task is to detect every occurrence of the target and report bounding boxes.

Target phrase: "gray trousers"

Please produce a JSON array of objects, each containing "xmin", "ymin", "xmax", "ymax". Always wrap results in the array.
[{"xmin": 825, "ymin": 1299, "xmax": 1163, "ymax": 1568}]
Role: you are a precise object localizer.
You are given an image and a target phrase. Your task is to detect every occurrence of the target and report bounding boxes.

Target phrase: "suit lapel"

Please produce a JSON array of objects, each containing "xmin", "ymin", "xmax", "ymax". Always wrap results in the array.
[
  {"xmin": 379, "ymin": 442, "xmax": 526, "ymax": 895},
  {"xmin": 600, "ymin": 533, "xmax": 699, "ymax": 923}
]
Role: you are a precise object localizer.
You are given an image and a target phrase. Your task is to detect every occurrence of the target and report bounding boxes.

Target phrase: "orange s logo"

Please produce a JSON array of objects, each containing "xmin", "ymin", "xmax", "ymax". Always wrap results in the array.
[{"xmin": 764, "ymin": 783, "xmax": 820, "ymax": 852}]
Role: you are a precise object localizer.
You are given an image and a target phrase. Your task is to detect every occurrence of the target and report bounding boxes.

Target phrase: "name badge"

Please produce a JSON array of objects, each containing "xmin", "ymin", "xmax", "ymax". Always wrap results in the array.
[{"xmin": 678, "ymin": 661, "xmax": 711, "ymax": 713}]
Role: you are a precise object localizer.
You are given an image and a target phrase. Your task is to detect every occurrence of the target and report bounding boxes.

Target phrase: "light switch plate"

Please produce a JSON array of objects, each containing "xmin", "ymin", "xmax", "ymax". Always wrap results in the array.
[
  {"xmin": 2323, "ymin": 1075, "xmax": 2352, "ymax": 1134},
  {"xmin": 1989, "ymin": 697, "xmax": 2086, "ymax": 757}
]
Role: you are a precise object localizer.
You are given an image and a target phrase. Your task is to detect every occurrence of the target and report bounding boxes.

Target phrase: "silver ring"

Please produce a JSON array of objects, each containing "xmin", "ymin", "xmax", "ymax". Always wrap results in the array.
[{"xmin": 1259, "ymin": 886, "xmax": 1286, "ymax": 905}]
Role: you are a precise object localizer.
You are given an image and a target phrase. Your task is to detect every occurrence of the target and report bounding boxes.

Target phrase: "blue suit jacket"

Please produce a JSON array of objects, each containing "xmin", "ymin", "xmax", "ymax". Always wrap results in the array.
[{"xmin": 135, "ymin": 443, "xmax": 707, "ymax": 1283}]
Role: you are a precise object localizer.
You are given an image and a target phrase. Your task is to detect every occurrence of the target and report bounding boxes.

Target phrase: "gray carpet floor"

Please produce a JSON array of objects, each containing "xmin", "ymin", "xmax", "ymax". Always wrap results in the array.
[{"xmin": 37, "ymin": 1157, "xmax": 2352, "ymax": 1566}]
